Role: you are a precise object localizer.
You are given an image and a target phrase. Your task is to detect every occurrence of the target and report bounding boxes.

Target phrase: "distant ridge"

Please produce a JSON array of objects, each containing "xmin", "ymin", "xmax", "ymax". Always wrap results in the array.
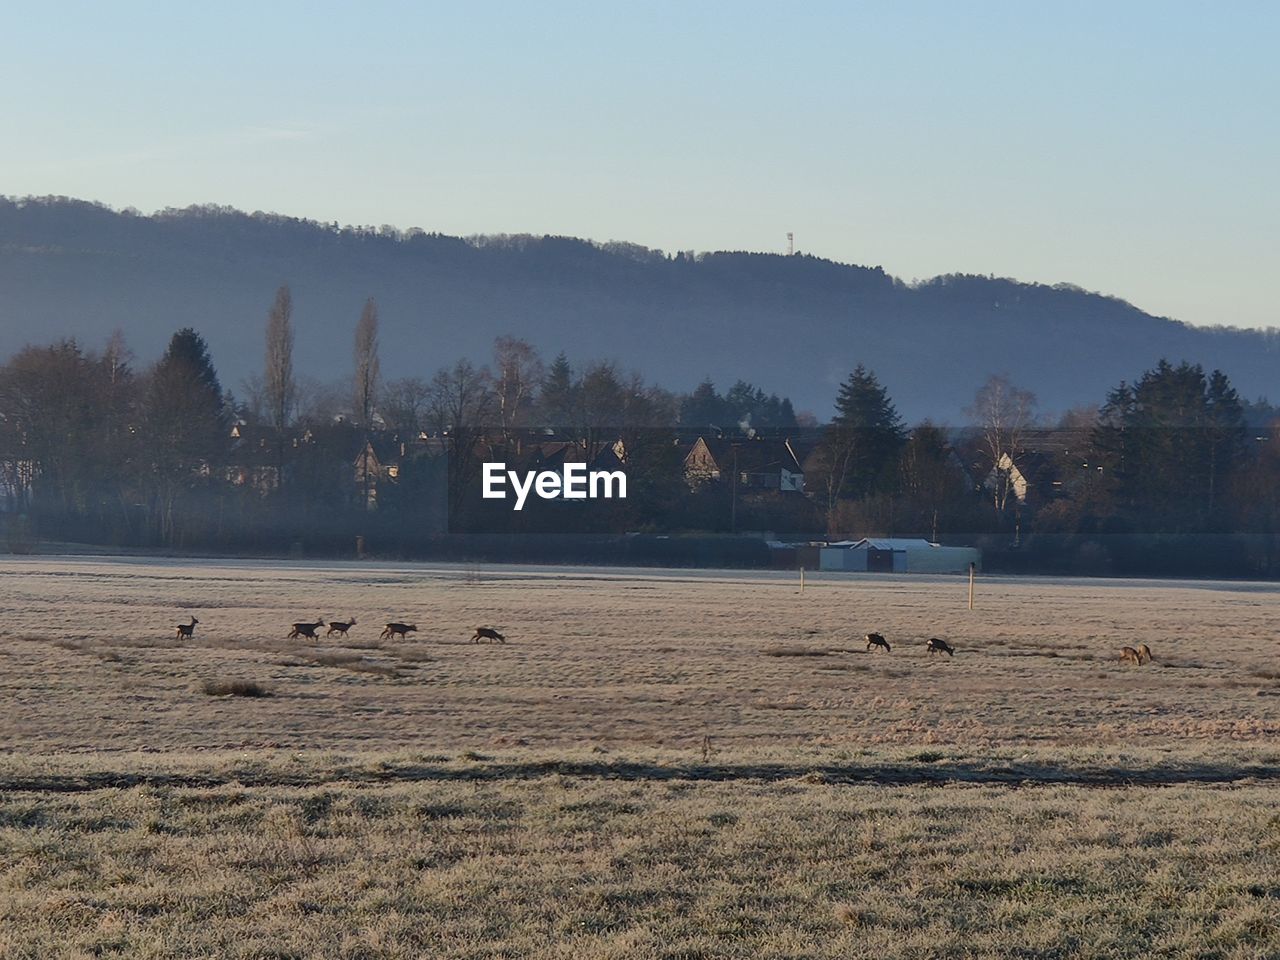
[{"xmin": 2, "ymin": 195, "xmax": 1276, "ymax": 421}]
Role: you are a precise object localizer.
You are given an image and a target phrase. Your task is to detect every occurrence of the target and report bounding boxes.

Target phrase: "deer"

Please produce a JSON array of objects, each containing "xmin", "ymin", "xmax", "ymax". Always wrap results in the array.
[
  {"xmin": 1119, "ymin": 646, "xmax": 1142, "ymax": 665},
  {"xmin": 1137, "ymin": 643, "xmax": 1155, "ymax": 664},
  {"xmin": 381, "ymin": 622, "xmax": 417, "ymax": 640},
  {"xmin": 175, "ymin": 616, "xmax": 199, "ymax": 640},
  {"xmin": 288, "ymin": 619, "xmax": 326, "ymax": 640},
  {"xmin": 471, "ymin": 627, "xmax": 506, "ymax": 644},
  {"xmin": 326, "ymin": 618, "xmax": 356, "ymax": 638},
  {"xmin": 926, "ymin": 637, "xmax": 954, "ymax": 657},
  {"xmin": 865, "ymin": 632, "xmax": 891, "ymax": 653}
]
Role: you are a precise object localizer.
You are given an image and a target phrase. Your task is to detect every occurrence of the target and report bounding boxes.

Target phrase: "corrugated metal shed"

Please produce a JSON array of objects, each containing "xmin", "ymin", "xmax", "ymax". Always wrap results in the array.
[{"xmin": 818, "ymin": 538, "xmax": 980, "ymax": 574}]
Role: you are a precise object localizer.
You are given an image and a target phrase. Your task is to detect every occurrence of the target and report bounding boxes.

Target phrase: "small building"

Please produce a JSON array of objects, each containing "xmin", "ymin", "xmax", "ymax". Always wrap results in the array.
[{"xmin": 819, "ymin": 538, "xmax": 980, "ymax": 574}]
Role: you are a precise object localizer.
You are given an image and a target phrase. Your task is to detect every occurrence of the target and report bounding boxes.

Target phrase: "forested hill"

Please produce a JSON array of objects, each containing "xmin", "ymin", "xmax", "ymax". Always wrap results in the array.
[{"xmin": 2, "ymin": 196, "xmax": 1276, "ymax": 422}]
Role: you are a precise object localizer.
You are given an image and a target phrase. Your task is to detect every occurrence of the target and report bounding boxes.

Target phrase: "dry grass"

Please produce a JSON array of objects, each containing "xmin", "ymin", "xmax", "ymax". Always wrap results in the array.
[
  {"xmin": 1, "ymin": 753, "xmax": 1278, "ymax": 958},
  {"xmin": 3, "ymin": 557, "xmax": 1280, "ymax": 956},
  {"xmin": 4, "ymin": 557, "xmax": 1280, "ymax": 753}
]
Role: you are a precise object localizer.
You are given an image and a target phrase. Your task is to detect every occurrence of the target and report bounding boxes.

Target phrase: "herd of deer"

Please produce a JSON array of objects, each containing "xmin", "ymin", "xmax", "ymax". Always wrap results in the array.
[
  {"xmin": 862, "ymin": 632, "xmax": 1155, "ymax": 665},
  {"xmin": 173, "ymin": 616, "xmax": 1152, "ymax": 665},
  {"xmin": 172, "ymin": 616, "xmax": 506, "ymax": 644}
]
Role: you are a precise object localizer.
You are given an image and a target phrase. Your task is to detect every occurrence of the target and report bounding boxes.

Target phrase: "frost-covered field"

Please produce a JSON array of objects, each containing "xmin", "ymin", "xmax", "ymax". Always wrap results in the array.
[
  {"xmin": 1, "ymin": 556, "xmax": 1279, "ymax": 753},
  {"xmin": 3, "ymin": 556, "xmax": 1280, "ymax": 958}
]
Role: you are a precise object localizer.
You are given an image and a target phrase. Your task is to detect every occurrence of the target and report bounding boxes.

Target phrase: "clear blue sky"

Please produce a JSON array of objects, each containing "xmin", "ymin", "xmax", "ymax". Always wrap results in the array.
[{"xmin": 3, "ymin": 1, "xmax": 1277, "ymax": 328}]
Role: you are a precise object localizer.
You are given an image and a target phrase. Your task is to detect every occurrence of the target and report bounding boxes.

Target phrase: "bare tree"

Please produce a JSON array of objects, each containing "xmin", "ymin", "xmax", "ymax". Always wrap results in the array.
[
  {"xmin": 967, "ymin": 374, "xmax": 1037, "ymax": 512},
  {"xmin": 264, "ymin": 286, "xmax": 297, "ymax": 433},
  {"xmin": 380, "ymin": 376, "xmax": 432, "ymax": 435},
  {"xmin": 492, "ymin": 336, "xmax": 543, "ymax": 446},
  {"xmin": 427, "ymin": 360, "xmax": 495, "ymax": 521},
  {"xmin": 353, "ymin": 298, "xmax": 381, "ymax": 428},
  {"xmin": 808, "ymin": 435, "xmax": 858, "ymax": 535},
  {"xmin": 104, "ymin": 328, "xmax": 132, "ymax": 387},
  {"xmin": 427, "ymin": 359, "xmax": 495, "ymax": 435},
  {"xmin": 349, "ymin": 299, "xmax": 382, "ymax": 513},
  {"xmin": 295, "ymin": 377, "xmax": 349, "ymax": 426}
]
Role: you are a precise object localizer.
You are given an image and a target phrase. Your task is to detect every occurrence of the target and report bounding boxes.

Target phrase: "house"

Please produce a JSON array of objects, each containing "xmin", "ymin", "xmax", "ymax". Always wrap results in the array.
[
  {"xmin": 352, "ymin": 433, "xmax": 447, "ymax": 509},
  {"xmin": 0, "ymin": 413, "xmax": 35, "ymax": 513},
  {"xmin": 980, "ymin": 429, "xmax": 1091, "ymax": 507},
  {"xmin": 227, "ymin": 423, "xmax": 292, "ymax": 493},
  {"xmin": 0, "ymin": 456, "xmax": 35, "ymax": 513},
  {"xmin": 683, "ymin": 436, "xmax": 804, "ymax": 493},
  {"xmin": 227, "ymin": 422, "xmax": 449, "ymax": 510},
  {"xmin": 504, "ymin": 438, "xmax": 628, "ymax": 503}
]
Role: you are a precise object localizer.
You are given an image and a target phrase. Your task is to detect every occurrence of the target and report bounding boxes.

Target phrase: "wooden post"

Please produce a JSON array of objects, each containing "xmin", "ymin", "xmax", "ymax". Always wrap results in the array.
[
  {"xmin": 799, "ymin": 566, "xmax": 805, "ymax": 594},
  {"xmin": 968, "ymin": 562, "xmax": 975, "ymax": 611}
]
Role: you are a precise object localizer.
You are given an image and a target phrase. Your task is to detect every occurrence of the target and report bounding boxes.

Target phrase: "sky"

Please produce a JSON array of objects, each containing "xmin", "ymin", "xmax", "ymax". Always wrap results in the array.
[{"xmin": 2, "ymin": 0, "xmax": 1277, "ymax": 329}]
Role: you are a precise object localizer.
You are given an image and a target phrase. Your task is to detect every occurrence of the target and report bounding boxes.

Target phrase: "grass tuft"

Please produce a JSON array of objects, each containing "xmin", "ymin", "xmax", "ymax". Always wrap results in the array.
[
  {"xmin": 762, "ymin": 645, "xmax": 829, "ymax": 658},
  {"xmin": 201, "ymin": 679, "xmax": 272, "ymax": 698}
]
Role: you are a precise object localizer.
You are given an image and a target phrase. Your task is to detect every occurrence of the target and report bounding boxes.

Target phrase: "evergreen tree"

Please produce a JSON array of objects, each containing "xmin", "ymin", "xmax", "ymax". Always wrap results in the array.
[
  {"xmin": 1090, "ymin": 359, "xmax": 1246, "ymax": 533},
  {"xmin": 1205, "ymin": 369, "xmax": 1246, "ymax": 514},
  {"xmin": 680, "ymin": 378, "xmax": 729, "ymax": 430},
  {"xmin": 717, "ymin": 380, "xmax": 799, "ymax": 432},
  {"xmin": 899, "ymin": 422, "xmax": 967, "ymax": 539},
  {"xmin": 809, "ymin": 365, "xmax": 905, "ymax": 529},
  {"xmin": 143, "ymin": 329, "xmax": 229, "ymax": 543},
  {"xmin": 830, "ymin": 365, "xmax": 905, "ymax": 494},
  {"xmin": 538, "ymin": 352, "xmax": 577, "ymax": 433},
  {"xmin": 776, "ymin": 396, "xmax": 798, "ymax": 430}
]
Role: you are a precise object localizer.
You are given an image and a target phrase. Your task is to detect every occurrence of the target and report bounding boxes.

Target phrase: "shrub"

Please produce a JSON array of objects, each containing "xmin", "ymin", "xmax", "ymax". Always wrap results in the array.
[{"xmin": 201, "ymin": 679, "xmax": 272, "ymax": 698}]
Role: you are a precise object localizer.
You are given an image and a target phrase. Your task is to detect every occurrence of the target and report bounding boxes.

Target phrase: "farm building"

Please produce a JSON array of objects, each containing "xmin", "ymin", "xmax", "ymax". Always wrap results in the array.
[{"xmin": 818, "ymin": 538, "xmax": 980, "ymax": 574}]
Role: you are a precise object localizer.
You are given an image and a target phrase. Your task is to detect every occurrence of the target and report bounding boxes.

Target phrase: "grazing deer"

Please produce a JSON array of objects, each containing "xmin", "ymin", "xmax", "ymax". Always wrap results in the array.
[
  {"xmin": 381, "ymin": 622, "xmax": 417, "ymax": 640},
  {"xmin": 326, "ymin": 618, "xmax": 356, "ymax": 638},
  {"xmin": 1137, "ymin": 643, "xmax": 1154, "ymax": 664},
  {"xmin": 926, "ymin": 637, "xmax": 954, "ymax": 657},
  {"xmin": 865, "ymin": 632, "xmax": 891, "ymax": 653},
  {"xmin": 288, "ymin": 619, "xmax": 326, "ymax": 640},
  {"xmin": 471, "ymin": 627, "xmax": 506, "ymax": 644},
  {"xmin": 175, "ymin": 616, "xmax": 199, "ymax": 640},
  {"xmin": 1119, "ymin": 646, "xmax": 1142, "ymax": 665}
]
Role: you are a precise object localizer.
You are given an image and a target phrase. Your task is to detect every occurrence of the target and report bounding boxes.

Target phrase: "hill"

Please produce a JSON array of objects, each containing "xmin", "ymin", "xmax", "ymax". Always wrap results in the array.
[{"xmin": 2, "ymin": 196, "xmax": 1276, "ymax": 422}]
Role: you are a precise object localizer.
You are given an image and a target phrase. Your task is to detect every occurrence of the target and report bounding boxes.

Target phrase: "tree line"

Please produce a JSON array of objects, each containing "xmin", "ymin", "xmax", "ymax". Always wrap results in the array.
[{"xmin": 2, "ymin": 283, "xmax": 1280, "ymax": 575}]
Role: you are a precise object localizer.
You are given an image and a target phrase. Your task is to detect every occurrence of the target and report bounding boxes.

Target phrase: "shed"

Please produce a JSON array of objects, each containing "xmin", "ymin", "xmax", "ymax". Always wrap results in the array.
[{"xmin": 819, "ymin": 538, "xmax": 980, "ymax": 574}]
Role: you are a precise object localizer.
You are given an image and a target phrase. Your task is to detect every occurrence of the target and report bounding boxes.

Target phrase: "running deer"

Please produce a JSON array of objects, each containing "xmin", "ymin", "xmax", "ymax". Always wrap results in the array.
[
  {"xmin": 926, "ymin": 637, "xmax": 955, "ymax": 657},
  {"xmin": 865, "ymin": 632, "xmax": 891, "ymax": 653},
  {"xmin": 381, "ymin": 622, "xmax": 417, "ymax": 640},
  {"xmin": 471, "ymin": 627, "xmax": 506, "ymax": 644},
  {"xmin": 1119, "ymin": 646, "xmax": 1142, "ymax": 665},
  {"xmin": 175, "ymin": 616, "xmax": 199, "ymax": 640},
  {"xmin": 326, "ymin": 618, "xmax": 356, "ymax": 638},
  {"xmin": 288, "ymin": 619, "xmax": 326, "ymax": 640}
]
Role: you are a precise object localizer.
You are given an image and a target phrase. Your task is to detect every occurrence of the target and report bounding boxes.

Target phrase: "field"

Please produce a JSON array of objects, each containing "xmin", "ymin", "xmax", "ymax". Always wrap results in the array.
[{"xmin": 2, "ymin": 555, "xmax": 1280, "ymax": 957}]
